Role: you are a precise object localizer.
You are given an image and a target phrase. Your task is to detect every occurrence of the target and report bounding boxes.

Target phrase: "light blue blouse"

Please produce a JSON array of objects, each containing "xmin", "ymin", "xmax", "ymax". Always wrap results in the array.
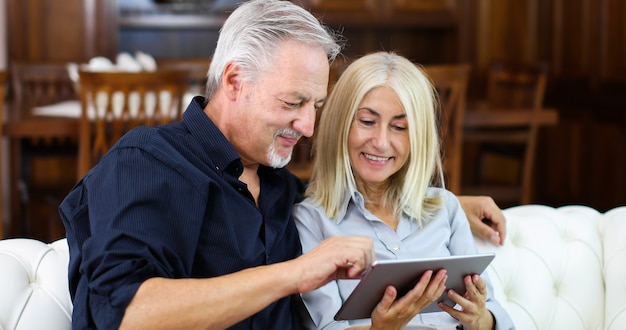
[{"xmin": 294, "ymin": 187, "xmax": 515, "ymax": 330}]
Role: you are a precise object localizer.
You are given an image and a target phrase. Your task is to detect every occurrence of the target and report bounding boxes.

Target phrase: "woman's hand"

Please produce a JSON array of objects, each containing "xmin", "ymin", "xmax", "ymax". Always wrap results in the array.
[
  {"xmin": 368, "ymin": 269, "xmax": 448, "ymax": 330},
  {"xmin": 438, "ymin": 274, "xmax": 495, "ymax": 330}
]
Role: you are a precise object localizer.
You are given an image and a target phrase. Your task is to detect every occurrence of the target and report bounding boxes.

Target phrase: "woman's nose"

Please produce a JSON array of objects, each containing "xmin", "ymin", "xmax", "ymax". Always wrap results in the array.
[{"xmin": 371, "ymin": 127, "xmax": 390, "ymax": 149}]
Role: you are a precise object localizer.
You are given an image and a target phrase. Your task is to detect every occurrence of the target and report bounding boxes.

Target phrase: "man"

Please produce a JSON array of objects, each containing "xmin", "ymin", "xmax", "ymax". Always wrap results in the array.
[
  {"xmin": 61, "ymin": 1, "xmax": 373, "ymax": 329},
  {"xmin": 60, "ymin": 0, "xmax": 505, "ymax": 329}
]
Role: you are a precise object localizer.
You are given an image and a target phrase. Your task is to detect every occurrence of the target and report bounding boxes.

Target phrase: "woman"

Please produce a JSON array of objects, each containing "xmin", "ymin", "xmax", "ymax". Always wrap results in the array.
[{"xmin": 294, "ymin": 52, "xmax": 514, "ymax": 329}]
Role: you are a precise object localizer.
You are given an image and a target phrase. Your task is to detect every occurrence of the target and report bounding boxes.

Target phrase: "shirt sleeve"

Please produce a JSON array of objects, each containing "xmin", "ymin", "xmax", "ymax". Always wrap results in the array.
[
  {"xmin": 80, "ymin": 146, "xmax": 208, "ymax": 328},
  {"xmin": 443, "ymin": 191, "xmax": 516, "ymax": 330},
  {"xmin": 293, "ymin": 201, "xmax": 352, "ymax": 330}
]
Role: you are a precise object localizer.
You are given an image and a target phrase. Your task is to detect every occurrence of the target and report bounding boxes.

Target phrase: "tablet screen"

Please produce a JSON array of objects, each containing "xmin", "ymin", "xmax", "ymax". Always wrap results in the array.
[{"xmin": 334, "ymin": 253, "xmax": 495, "ymax": 320}]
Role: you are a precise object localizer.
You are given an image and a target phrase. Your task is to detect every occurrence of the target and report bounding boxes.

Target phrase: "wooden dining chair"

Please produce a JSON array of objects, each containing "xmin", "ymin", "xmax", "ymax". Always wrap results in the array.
[
  {"xmin": 77, "ymin": 69, "xmax": 191, "ymax": 179},
  {"xmin": 7, "ymin": 62, "xmax": 79, "ymax": 240},
  {"xmin": 462, "ymin": 61, "xmax": 549, "ymax": 205},
  {"xmin": 156, "ymin": 58, "xmax": 211, "ymax": 92},
  {"xmin": 423, "ymin": 64, "xmax": 472, "ymax": 195},
  {"xmin": 10, "ymin": 62, "xmax": 78, "ymax": 139}
]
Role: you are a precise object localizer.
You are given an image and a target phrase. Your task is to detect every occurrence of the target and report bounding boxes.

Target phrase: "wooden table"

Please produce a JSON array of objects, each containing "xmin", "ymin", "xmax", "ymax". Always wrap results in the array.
[
  {"xmin": 463, "ymin": 100, "xmax": 559, "ymax": 128},
  {"xmin": 464, "ymin": 108, "xmax": 559, "ymax": 128}
]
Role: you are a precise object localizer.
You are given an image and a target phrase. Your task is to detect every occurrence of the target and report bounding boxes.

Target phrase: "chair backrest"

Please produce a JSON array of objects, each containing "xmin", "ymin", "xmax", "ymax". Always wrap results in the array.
[
  {"xmin": 76, "ymin": 69, "xmax": 191, "ymax": 179},
  {"xmin": 464, "ymin": 61, "xmax": 550, "ymax": 205},
  {"xmin": 423, "ymin": 64, "xmax": 471, "ymax": 194},
  {"xmin": 10, "ymin": 62, "xmax": 77, "ymax": 120},
  {"xmin": 156, "ymin": 58, "xmax": 211, "ymax": 95},
  {"xmin": 487, "ymin": 61, "xmax": 548, "ymax": 111}
]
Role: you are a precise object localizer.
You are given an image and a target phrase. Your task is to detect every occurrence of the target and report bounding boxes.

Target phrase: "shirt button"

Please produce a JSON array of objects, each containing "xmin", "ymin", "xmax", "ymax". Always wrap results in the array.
[{"xmin": 391, "ymin": 244, "xmax": 400, "ymax": 251}]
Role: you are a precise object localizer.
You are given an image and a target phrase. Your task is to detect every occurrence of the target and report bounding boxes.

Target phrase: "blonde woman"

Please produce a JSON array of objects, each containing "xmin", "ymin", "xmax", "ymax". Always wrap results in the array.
[{"xmin": 294, "ymin": 52, "xmax": 514, "ymax": 330}]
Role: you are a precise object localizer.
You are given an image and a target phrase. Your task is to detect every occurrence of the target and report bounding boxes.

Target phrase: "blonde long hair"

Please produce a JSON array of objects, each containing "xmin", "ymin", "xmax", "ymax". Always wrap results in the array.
[{"xmin": 306, "ymin": 52, "xmax": 444, "ymax": 224}]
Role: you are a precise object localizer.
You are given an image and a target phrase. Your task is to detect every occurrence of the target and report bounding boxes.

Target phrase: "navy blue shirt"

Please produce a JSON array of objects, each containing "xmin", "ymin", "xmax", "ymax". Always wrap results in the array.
[{"xmin": 60, "ymin": 96, "xmax": 306, "ymax": 329}]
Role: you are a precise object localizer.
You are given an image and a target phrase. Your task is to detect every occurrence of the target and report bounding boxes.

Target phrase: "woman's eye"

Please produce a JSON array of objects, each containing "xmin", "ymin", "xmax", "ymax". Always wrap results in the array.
[
  {"xmin": 393, "ymin": 125, "xmax": 407, "ymax": 131},
  {"xmin": 359, "ymin": 119, "xmax": 375, "ymax": 126}
]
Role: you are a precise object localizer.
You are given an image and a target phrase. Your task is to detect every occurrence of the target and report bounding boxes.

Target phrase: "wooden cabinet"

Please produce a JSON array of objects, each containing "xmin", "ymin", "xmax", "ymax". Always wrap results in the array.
[
  {"xmin": 297, "ymin": 0, "xmax": 457, "ymax": 27},
  {"xmin": 6, "ymin": 0, "xmax": 118, "ymax": 63},
  {"xmin": 294, "ymin": 0, "xmax": 460, "ymax": 62}
]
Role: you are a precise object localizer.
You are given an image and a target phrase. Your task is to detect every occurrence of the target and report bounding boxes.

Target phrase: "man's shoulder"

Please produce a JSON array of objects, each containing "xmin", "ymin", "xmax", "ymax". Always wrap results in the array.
[{"xmin": 115, "ymin": 123, "xmax": 186, "ymax": 146}]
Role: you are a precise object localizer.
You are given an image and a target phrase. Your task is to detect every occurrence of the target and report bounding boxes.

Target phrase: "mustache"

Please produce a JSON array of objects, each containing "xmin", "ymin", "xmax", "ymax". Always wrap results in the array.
[{"xmin": 274, "ymin": 129, "xmax": 302, "ymax": 139}]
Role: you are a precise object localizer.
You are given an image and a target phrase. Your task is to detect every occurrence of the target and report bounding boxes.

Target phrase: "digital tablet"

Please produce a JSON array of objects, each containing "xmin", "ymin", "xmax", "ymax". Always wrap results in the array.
[{"xmin": 334, "ymin": 253, "xmax": 495, "ymax": 320}]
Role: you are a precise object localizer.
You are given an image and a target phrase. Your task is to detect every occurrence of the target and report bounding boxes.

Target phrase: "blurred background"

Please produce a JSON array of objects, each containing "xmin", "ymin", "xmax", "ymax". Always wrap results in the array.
[{"xmin": 2, "ymin": 0, "xmax": 625, "ymax": 242}]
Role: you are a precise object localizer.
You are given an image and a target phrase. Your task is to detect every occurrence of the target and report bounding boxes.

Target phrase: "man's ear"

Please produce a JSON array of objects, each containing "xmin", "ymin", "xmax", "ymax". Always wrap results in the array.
[{"xmin": 222, "ymin": 62, "xmax": 242, "ymax": 100}]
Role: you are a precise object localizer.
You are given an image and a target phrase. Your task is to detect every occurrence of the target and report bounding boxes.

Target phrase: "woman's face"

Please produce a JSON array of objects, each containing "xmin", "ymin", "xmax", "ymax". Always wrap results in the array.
[{"xmin": 348, "ymin": 86, "xmax": 410, "ymax": 186}]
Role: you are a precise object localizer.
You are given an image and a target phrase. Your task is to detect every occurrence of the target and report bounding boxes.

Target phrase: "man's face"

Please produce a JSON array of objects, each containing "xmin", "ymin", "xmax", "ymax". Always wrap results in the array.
[{"xmin": 232, "ymin": 41, "xmax": 330, "ymax": 168}]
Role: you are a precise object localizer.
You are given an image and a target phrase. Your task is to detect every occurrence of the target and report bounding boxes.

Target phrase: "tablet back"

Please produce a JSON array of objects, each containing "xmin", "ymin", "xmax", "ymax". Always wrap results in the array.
[{"xmin": 334, "ymin": 253, "xmax": 495, "ymax": 320}]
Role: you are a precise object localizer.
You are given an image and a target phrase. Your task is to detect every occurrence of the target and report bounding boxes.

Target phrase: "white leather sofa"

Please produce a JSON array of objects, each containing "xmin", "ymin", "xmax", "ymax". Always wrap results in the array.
[
  {"xmin": 1, "ymin": 205, "xmax": 625, "ymax": 330},
  {"xmin": 475, "ymin": 205, "xmax": 626, "ymax": 330}
]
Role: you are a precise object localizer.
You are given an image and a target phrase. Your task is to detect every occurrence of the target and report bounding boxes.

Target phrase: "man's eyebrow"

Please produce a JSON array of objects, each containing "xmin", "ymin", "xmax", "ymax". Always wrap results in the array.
[{"xmin": 315, "ymin": 97, "xmax": 326, "ymax": 105}]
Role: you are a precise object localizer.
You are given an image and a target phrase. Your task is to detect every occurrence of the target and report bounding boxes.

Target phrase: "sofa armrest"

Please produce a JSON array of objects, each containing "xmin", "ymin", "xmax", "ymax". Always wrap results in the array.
[
  {"xmin": 0, "ymin": 238, "xmax": 72, "ymax": 330},
  {"xmin": 601, "ymin": 207, "xmax": 626, "ymax": 330}
]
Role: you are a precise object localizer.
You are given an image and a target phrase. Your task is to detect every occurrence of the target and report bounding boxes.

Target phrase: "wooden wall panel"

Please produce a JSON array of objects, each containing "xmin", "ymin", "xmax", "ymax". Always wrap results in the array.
[
  {"xmin": 491, "ymin": 0, "xmax": 537, "ymax": 62},
  {"xmin": 6, "ymin": 0, "xmax": 117, "ymax": 63},
  {"xmin": 551, "ymin": 0, "xmax": 595, "ymax": 79},
  {"xmin": 465, "ymin": 0, "xmax": 545, "ymax": 96},
  {"xmin": 8, "ymin": 0, "xmax": 85, "ymax": 61},
  {"xmin": 599, "ymin": 0, "xmax": 626, "ymax": 81}
]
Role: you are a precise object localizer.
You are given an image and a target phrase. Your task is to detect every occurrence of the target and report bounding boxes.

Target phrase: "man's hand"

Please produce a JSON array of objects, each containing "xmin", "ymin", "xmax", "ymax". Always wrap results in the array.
[
  {"xmin": 290, "ymin": 236, "xmax": 375, "ymax": 294},
  {"xmin": 458, "ymin": 196, "xmax": 507, "ymax": 245}
]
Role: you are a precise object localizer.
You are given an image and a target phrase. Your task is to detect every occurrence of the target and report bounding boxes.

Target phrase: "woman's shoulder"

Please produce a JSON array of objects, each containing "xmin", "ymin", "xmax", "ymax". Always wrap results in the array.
[
  {"xmin": 426, "ymin": 186, "xmax": 457, "ymax": 199},
  {"xmin": 425, "ymin": 187, "xmax": 463, "ymax": 217},
  {"xmin": 294, "ymin": 196, "xmax": 325, "ymax": 215}
]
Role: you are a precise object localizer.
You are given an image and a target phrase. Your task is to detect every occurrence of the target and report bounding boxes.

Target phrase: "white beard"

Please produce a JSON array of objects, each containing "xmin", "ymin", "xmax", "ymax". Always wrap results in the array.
[{"xmin": 267, "ymin": 143, "xmax": 292, "ymax": 168}]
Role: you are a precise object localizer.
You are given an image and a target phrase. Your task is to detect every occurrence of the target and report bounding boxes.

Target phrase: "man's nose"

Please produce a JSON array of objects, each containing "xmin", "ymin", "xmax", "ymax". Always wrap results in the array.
[{"xmin": 293, "ymin": 105, "xmax": 316, "ymax": 138}]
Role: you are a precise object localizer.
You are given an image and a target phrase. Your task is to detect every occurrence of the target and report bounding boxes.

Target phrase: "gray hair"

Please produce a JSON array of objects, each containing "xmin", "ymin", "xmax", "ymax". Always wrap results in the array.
[{"xmin": 205, "ymin": 0, "xmax": 343, "ymax": 99}]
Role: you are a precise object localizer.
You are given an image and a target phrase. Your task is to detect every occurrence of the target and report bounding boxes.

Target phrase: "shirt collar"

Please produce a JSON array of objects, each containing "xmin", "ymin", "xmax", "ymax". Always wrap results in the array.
[
  {"xmin": 335, "ymin": 187, "xmax": 420, "ymax": 225},
  {"xmin": 336, "ymin": 188, "xmax": 363, "ymax": 224},
  {"xmin": 181, "ymin": 96, "xmax": 283, "ymax": 179},
  {"xmin": 182, "ymin": 96, "xmax": 243, "ymax": 177}
]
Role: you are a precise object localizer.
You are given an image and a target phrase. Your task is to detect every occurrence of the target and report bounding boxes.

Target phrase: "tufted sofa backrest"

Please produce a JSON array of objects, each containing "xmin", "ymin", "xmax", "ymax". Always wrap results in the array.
[
  {"xmin": 475, "ymin": 205, "xmax": 626, "ymax": 330},
  {"xmin": 0, "ymin": 238, "xmax": 72, "ymax": 330}
]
